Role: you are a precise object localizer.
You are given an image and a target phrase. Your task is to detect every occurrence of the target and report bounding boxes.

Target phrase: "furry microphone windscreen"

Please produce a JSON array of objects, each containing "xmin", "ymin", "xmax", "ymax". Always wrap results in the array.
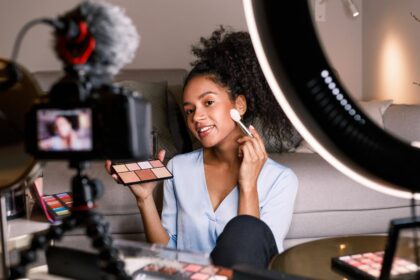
[{"xmin": 56, "ymin": 0, "xmax": 140, "ymax": 82}]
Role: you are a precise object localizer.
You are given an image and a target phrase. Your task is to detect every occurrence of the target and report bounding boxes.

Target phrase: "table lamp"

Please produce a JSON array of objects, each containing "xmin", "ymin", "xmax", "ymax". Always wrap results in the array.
[{"xmin": 0, "ymin": 59, "xmax": 43, "ymax": 279}]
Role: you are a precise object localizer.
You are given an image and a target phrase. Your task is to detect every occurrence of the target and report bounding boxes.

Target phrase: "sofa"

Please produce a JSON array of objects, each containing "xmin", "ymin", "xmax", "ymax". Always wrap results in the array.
[{"xmin": 32, "ymin": 69, "xmax": 420, "ymax": 253}]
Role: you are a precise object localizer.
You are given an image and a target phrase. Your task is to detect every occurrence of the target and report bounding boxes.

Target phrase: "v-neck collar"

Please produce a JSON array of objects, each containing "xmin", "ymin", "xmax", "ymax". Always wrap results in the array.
[{"xmin": 198, "ymin": 149, "xmax": 237, "ymax": 214}]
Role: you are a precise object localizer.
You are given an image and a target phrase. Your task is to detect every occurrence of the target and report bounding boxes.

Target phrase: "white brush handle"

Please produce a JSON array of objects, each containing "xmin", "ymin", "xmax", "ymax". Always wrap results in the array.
[
  {"xmin": 237, "ymin": 120, "xmax": 253, "ymax": 137},
  {"xmin": 230, "ymin": 109, "xmax": 253, "ymax": 137}
]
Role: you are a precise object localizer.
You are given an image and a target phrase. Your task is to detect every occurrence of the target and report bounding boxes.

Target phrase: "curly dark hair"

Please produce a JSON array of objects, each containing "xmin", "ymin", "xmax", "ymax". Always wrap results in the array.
[
  {"xmin": 47, "ymin": 115, "xmax": 79, "ymax": 136},
  {"xmin": 184, "ymin": 26, "xmax": 297, "ymax": 151}
]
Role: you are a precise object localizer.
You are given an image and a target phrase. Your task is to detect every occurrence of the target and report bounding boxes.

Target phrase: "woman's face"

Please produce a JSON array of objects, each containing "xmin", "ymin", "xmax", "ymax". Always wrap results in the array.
[
  {"xmin": 183, "ymin": 76, "xmax": 241, "ymax": 148},
  {"xmin": 54, "ymin": 116, "xmax": 72, "ymax": 138}
]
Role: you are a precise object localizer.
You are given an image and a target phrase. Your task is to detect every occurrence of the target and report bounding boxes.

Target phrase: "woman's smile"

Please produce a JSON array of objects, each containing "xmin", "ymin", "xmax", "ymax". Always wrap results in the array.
[{"xmin": 197, "ymin": 124, "xmax": 216, "ymax": 138}]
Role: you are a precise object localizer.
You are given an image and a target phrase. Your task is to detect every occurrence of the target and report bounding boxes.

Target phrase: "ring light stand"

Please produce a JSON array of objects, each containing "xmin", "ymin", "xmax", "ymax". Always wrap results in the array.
[{"xmin": 243, "ymin": 1, "xmax": 420, "ymax": 279}]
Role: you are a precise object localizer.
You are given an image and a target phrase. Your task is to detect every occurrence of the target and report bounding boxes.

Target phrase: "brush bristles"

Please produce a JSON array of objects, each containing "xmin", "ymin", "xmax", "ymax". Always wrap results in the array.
[{"xmin": 230, "ymin": 109, "xmax": 241, "ymax": 122}]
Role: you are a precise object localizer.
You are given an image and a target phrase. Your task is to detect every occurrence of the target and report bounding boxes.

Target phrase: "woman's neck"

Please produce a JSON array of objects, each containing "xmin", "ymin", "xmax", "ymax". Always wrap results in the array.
[
  {"xmin": 204, "ymin": 129, "xmax": 243, "ymax": 167},
  {"xmin": 61, "ymin": 135, "xmax": 72, "ymax": 148}
]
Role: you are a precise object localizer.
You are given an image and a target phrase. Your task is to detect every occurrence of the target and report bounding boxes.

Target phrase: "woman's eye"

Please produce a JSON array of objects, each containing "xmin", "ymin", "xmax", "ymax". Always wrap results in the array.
[
  {"xmin": 205, "ymin": 100, "xmax": 215, "ymax": 106},
  {"xmin": 184, "ymin": 109, "xmax": 194, "ymax": 116}
]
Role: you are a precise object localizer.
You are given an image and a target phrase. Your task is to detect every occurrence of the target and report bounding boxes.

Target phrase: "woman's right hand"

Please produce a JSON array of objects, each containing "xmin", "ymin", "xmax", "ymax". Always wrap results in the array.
[{"xmin": 104, "ymin": 149, "xmax": 166, "ymax": 203}]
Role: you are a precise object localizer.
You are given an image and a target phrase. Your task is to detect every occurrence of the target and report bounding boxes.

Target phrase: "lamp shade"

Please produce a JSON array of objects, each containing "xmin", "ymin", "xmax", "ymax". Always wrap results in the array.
[
  {"xmin": 243, "ymin": 1, "xmax": 420, "ymax": 199},
  {"xmin": 0, "ymin": 59, "xmax": 42, "ymax": 192}
]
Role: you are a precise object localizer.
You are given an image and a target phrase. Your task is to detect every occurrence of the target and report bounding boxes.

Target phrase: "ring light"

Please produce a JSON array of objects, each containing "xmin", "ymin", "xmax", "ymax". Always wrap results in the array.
[{"xmin": 243, "ymin": 1, "xmax": 420, "ymax": 199}]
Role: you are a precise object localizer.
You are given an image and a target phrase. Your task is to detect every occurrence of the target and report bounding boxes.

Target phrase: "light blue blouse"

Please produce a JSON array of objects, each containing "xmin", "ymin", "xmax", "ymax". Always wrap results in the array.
[{"xmin": 161, "ymin": 148, "xmax": 298, "ymax": 254}]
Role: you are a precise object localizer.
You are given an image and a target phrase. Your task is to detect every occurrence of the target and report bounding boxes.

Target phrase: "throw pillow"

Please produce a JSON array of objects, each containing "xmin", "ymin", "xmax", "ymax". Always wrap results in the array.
[
  {"xmin": 117, "ymin": 80, "xmax": 178, "ymax": 159},
  {"xmin": 294, "ymin": 139, "xmax": 316, "ymax": 153},
  {"xmin": 358, "ymin": 99, "xmax": 393, "ymax": 128},
  {"xmin": 294, "ymin": 99, "xmax": 393, "ymax": 153}
]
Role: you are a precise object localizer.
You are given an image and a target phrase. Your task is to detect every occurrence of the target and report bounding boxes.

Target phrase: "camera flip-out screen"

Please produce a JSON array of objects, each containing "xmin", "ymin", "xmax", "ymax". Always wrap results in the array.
[{"xmin": 37, "ymin": 108, "xmax": 93, "ymax": 152}]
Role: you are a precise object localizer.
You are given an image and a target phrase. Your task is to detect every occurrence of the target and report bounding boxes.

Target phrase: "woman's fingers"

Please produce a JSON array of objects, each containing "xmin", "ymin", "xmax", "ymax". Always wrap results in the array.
[
  {"xmin": 112, "ymin": 174, "xmax": 120, "ymax": 182},
  {"xmin": 105, "ymin": 159, "xmax": 123, "ymax": 184},
  {"xmin": 237, "ymin": 133, "xmax": 266, "ymax": 162},
  {"xmin": 249, "ymin": 126, "xmax": 267, "ymax": 159},
  {"xmin": 237, "ymin": 137, "xmax": 255, "ymax": 160},
  {"xmin": 104, "ymin": 160, "xmax": 112, "ymax": 174},
  {"xmin": 157, "ymin": 149, "xmax": 166, "ymax": 162},
  {"xmin": 242, "ymin": 141, "xmax": 258, "ymax": 162}
]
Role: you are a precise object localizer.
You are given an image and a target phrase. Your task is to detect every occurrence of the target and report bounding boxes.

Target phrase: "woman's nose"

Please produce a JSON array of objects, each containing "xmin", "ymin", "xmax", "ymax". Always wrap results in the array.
[{"xmin": 192, "ymin": 108, "xmax": 206, "ymax": 122}]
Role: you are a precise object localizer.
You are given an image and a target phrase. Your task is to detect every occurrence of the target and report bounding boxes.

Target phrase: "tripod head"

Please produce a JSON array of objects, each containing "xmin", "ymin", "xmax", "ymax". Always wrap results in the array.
[{"xmin": 69, "ymin": 160, "xmax": 103, "ymax": 211}]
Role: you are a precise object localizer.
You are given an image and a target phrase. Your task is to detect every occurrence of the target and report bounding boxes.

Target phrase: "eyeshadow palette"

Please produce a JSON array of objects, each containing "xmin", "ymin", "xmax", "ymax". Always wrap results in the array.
[
  {"xmin": 112, "ymin": 160, "xmax": 173, "ymax": 185},
  {"xmin": 332, "ymin": 251, "xmax": 419, "ymax": 279},
  {"xmin": 132, "ymin": 260, "xmax": 233, "ymax": 280},
  {"xmin": 42, "ymin": 192, "xmax": 73, "ymax": 220}
]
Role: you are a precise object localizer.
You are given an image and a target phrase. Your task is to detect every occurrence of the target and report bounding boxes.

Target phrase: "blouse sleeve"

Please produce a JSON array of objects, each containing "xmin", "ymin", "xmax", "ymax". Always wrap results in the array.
[
  {"xmin": 260, "ymin": 168, "xmax": 298, "ymax": 253},
  {"xmin": 161, "ymin": 159, "xmax": 178, "ymax": 248}
]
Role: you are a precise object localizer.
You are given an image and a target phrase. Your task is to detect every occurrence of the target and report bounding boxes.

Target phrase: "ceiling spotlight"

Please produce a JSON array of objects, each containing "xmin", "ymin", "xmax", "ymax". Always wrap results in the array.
[{"xmin": 343, "ymin": 0, "xmax": 360, "ymax": 18}]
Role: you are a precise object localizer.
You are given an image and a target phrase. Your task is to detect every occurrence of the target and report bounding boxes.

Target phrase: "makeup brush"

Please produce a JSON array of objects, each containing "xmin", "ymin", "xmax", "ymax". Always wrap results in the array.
[{"xmin": 230, "ymin": 109, "xmax": 253, "ymax": 137}]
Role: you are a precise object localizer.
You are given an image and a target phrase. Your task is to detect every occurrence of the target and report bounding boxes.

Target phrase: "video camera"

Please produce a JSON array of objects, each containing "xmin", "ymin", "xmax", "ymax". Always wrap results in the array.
[
  {"xmin": 25, "ymin": 74, "xmax": 152, "ymax": 161},
  {"xmin": 19, "ymin": 1, "xmax": 152, "ymax": 161}
]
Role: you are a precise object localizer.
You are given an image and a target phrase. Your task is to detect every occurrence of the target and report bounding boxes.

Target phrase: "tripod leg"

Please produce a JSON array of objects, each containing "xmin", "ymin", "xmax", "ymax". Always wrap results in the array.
[
  {"xmin": 84, "ymin": 211, "xmax": 129, "ymax": 279},
  {"xmin": 9, "ymin": 164, "xmax": 131, "ymax": 279},
  {"xmin": 9, "ymin": 215, "xmax": 79, "ymax": 279}
]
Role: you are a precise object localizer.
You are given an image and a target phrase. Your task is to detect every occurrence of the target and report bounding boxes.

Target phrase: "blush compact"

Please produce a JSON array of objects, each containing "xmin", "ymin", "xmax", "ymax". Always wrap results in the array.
[{"xmin": 112, "ymin": 159, "xmax": 173, "ymax": 185}]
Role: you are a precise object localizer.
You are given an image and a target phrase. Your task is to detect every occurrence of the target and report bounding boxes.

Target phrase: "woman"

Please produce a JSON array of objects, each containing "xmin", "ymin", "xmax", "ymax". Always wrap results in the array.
[
  {"xmin": 105, "ymin": 27, "xmax": 298, "ymax": 269},
  {"xmin": 39, "ymin": 115, "xmax": 81, "ymax": 151}
]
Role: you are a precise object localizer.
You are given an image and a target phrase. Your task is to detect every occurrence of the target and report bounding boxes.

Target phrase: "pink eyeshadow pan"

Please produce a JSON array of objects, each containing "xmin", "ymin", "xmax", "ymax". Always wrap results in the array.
[
  {"xmin": 138, "ymin": 161, "xmax": 153, "ymax": 169},
  {"xmin": 209, "ymin": 276, "xmax": 228, "ymax": 280},
  {"xmin": 150, "ymin": 160, "xmax": 164, "ymax": 168},
  {"xmin": 118, "ymin": 171, "xmax": 140, "ymax": 184},
  {"xmin": 126, "ymin": 163, "xmax": 140, "ymax": 171},
  {"xmin": 135, "ymin": 169, "xmax": 156, "ymax": 181},
  {"xmin": 200, "ymin": 266, "xmax": 219, "ymax": 274},
  {"xmin": 113, "ymin": 164, "xmax": 128, "ymax": 172},
  {"xmin": 152, "ymin": 167, "xmax": 172, "ymax": 178},
  {"xmin": 191, "ymin": 272, "xmax": 208, "ymax": 280},
  {"xmin": 184, "ymin": 264, "xmax": 202, "ymax": 273}
]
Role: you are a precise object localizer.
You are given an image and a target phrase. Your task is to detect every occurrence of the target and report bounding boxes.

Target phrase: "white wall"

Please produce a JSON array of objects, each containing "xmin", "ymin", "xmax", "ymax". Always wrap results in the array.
[
  {"xmin": 311, "ymin": 0, "xmax": 363, "ymax": 100},
  {"xmin": 0, "ymin": 0, "xmax": 363, "ymax": 100},
  {"xmin": 363, "ymin": 0, "xmax": 420, "ymax": 104},
  {"xmin": 0, "ymin": 0, "xmax": 247, "ymax": 72}
]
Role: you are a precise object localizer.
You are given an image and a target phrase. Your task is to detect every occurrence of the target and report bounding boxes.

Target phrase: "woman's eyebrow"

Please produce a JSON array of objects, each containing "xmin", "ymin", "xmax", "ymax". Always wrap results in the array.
[{"xmin": 183, "ymin": 91, "xmax": 218, "ymax": 106}]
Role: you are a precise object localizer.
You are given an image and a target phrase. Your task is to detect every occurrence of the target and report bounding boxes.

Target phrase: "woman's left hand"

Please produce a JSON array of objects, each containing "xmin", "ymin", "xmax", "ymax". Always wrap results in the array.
[{"xmin": 237, "ymin": 125, "xmax": 268, "ymax": 192}]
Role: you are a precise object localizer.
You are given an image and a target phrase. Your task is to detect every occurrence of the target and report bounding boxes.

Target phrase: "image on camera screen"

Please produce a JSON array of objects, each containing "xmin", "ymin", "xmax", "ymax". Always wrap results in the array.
[{"xmin": 37, "ymin": 108, "xmax": 93, "ymax": 152}]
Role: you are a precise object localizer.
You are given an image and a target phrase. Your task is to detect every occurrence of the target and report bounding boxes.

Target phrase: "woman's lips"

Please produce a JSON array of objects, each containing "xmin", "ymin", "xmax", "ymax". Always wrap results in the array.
[{"xmin": 197, "ymin": 125, "xmax": 215, "ymax": 138}]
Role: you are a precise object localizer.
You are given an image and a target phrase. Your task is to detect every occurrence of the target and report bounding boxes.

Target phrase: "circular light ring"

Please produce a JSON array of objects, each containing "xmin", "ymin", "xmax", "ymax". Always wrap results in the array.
[{"xmin": 243, "ymin": 1, "xmax": 420, "ymax": 198}]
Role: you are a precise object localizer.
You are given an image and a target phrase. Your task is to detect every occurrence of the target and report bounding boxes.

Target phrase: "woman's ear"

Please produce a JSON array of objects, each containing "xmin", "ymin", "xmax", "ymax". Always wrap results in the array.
[{"xmin": 234, "ymin": 95, "xmax": 247, "ymax": 117}]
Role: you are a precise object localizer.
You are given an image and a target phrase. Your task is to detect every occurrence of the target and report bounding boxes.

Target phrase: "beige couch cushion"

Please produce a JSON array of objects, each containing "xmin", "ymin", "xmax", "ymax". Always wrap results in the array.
[
  {"xmin": 272, "ymin": 152, "xmax": 418, "ymax": 248},
  {"xmin": 384, "ymin": 104, "xmax": 420, "ymax": 143}
]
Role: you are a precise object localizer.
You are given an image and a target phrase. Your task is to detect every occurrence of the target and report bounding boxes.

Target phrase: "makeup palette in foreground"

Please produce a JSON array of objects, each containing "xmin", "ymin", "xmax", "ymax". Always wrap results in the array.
[
  {"xmin": 112, "ymin": 160, "xmax": 173, "ymax": 185},
  {"xmin": 131, "ymin": 261, "xmax": 233, "ymax": 280},
  {"xmin": 332, "ymin": 251, "xmax": 419, "ymax": 279}
]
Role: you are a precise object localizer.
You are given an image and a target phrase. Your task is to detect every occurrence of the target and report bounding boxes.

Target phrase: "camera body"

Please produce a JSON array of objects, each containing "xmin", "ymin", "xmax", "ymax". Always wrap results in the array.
[{"xmin": 25, "ymin": 74, "xmax": 152, "ymax": 161}]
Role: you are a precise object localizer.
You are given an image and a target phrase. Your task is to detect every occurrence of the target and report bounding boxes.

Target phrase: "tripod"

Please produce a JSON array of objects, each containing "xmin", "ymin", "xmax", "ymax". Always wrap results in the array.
[{"xmin": 9, "ymin": 161, "xmax": 130, "ymax": 280}]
